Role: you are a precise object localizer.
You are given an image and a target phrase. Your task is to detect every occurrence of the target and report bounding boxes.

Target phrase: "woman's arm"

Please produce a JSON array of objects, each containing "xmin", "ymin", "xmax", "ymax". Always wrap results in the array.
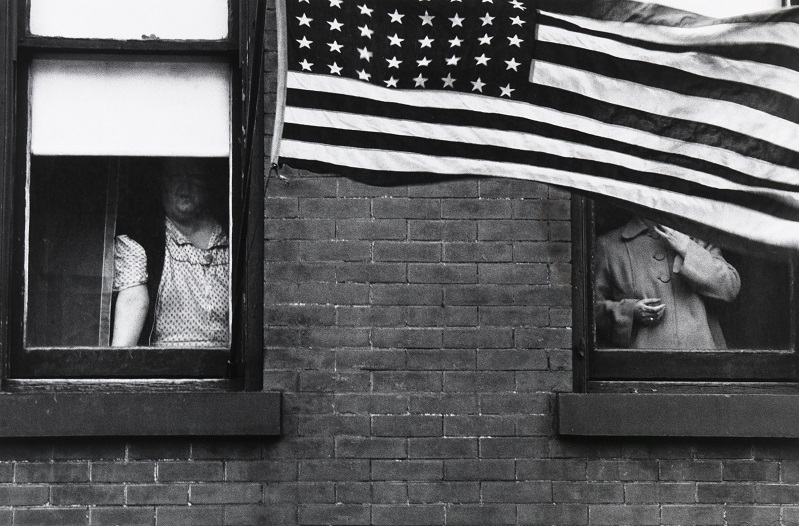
[{"xmin": 111, "ymin": 284, "xmax": 149, "ymax": 346}]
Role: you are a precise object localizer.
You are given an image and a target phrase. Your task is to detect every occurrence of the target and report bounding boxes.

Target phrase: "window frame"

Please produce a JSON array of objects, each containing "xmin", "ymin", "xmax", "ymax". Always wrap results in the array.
[{"xmin": 0, "ymin": 0, "xmax": 265, "ymax": 390}]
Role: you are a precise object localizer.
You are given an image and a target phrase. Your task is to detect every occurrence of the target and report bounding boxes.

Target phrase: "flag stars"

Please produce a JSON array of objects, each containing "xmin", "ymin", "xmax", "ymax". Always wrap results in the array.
[
  {"xmin": 510, "ymin": 0, "xmax": 526, "ymax": 10},
  {"xmin": 417, "ymin": 56, "xmax": 432, "ymax": 67},
  {"xmin": 474, "ymin": 54, "xmax": 490, "ymax": 66},
  {"xmin": 418, "ymin": 36, "xmax": 434, "ymax": 48},
  {"xmin": 510, "ymin": 15, "xmax": 525, "ymax": 26},
  {"xmin": 329, "ymin": 0, "xmax": 343, "ymax": 7},
  {"xmin": 419, "ymin": 10, "xmax": 435, "ymax": 25},
  {"xmin": 386, "ymin": 56, "xmax": 402, "ymax": 68},
  {"xmin": 413, "ymin": 74, "xmax": 428, "ymax": 87},
  {"xmin": 358, "ymin": 24, "xmax": 374, "ymax": 38},
  {"xmin": 357, "ymin": 46, "xmax": 373, "ymax": 61},
  {"xmin": 299, "ymin": 59, "xmax": 313, "ymax": 71},
  {"xmin": 500, "ymin": 84, "xmax": 515, "ymax": 97},
  {"xmin": 357, "ymin": 69, "xmax": 371, "ymax": 81},
  {"xmin": 471, "ymin": 78, "xmax": 486, "ymax": 92},
  {"xmin": 480, "ymin": 13, "xmax": 494, "ymax": 25},
  {"xmin": 442, "ymin": 74, "xmax": 456, "ymax": 88},
  {"xmin": 505, "ymin": 57, "xmax": 521, "ymax": 71},
  {"xmin": 385, "ymin": 76, "xmax": 399, "ymax": 88},
  {"xmin": 449, "ymin": 14, "xmax": 465, "ymax": 27},
  {"xmin": 297, "ymin": 36, "xmax": 312, "ymax": 48},
  {"xmin": 296, "ymin": 13, "xmax": 312, "ymax": 26},
  {"xmin": 448, "ymin": 36, "xmax": 463, "ymax": 47},
  {"xmin": 388, "ymin": 33, "xmax": 404, "ymax": 47},
  {"xmin": 388, "ymin": 9, "xmax": 405, "ymax": 23},
  {"xmin": 446, "ymin": 54, "xmax": 461, "ymax": 66},
  {"xmin": 329, "ymin": 62, "xmax": 342, "ymax": 75},
  {"xmin": 358, "ymin": 4, "xmax": 373, "ymax": 16},
  {"xmin": 328, "ymin": 41, "xmax": 343, "ymax": 52},
  {"xmin": 508, "ymin": 35, "xmax": 523, "ymax": 47},
  {"xmin": 478, "ymin": 33, "xmax": 493, "ymax": 45},
  {"xmin": 328, "ymin": 18, "xmax": 344, "ymax": 31}
]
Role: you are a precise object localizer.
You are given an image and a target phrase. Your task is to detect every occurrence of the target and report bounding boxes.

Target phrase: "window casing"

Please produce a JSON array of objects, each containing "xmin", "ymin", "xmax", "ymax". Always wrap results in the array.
[{"xmin": 1, "ymin": 0, "xmax": 265, "ymax": 389}]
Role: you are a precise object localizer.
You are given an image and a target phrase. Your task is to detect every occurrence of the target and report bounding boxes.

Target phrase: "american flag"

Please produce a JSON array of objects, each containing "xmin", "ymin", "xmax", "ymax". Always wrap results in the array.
[{"xmin": 273, "ymin": 0, "xmax": 799, "ymax": 251}]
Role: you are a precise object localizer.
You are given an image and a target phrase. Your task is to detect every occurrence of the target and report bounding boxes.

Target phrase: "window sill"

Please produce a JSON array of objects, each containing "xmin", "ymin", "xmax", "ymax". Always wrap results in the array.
[
  {"xmin": 558, "ymin": 393, "xmax": 799, "ymax": 437},
  {"xmin": 0, "ymin": 391, "xmax": 280, "ymax": 437}
]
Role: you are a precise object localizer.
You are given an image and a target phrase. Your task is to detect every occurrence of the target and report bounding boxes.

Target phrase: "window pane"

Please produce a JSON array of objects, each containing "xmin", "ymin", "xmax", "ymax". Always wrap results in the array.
[
  {"xmin": 29, "ymin": 0, "xmax": 229, "ymax": 40},
  {"xmin": 25, "ymin": 156, "xmax": 231, "ymax": 349},
  {"xmin": 593, "ymin": 203, "xmax": 790, "ymax": 351},
  {"xmin": 30, "ymin": 57, "xmax": 230, "ymax": 157},
  {"xmin": 638, "ymin": 0, "xmax": 781, "ymax": 16}
]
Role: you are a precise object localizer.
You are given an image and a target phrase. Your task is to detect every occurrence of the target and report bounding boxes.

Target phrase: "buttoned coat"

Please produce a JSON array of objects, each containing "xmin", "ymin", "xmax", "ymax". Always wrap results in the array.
[{"xmin": 594, "ymin": 217, "xmax": 741, "ymax": 349}]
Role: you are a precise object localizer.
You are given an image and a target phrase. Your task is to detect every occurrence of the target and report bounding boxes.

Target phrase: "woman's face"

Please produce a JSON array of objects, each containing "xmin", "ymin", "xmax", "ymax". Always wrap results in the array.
[{"xmin": 161, "ymin": 171, "xmax": 210, "ymax": 222}]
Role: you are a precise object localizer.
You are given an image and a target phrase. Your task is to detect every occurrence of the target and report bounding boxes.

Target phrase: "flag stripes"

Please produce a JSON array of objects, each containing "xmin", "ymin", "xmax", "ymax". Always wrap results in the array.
[{"xmin": 274, "ymin": 0, "xmax": 799, "ymax": 250}]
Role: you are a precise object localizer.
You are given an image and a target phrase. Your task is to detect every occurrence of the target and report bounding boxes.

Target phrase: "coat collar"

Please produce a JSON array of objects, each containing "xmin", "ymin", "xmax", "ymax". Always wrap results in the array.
[{"xmin": 620, "ymin": 216, "xmax": 653, "ymax": 241}]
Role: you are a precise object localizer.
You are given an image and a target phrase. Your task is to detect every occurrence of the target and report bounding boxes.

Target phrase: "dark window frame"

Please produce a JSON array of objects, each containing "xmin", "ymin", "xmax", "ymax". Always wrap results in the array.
[{"xmin": 0, "ymin": 1, "xmax": 266, "ymax": 392}]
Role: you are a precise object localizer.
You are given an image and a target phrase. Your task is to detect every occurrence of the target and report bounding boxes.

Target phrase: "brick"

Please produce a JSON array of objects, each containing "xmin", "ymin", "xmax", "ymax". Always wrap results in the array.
[
  {"xmin": 408, "ymin": 393, "xmax": 479, "ymax": 414},
  {"xmin": 477, "ymin": 349, "xmax": 548, "ymax": 371},
  {"xmin": 296, "ymin": 281, "xmax": 369, "ymax": 303},
  {"xmin": 550, "ymin": 221, "xmax": 572, "ymax": 241},
  {"xmin": 14, "ymin": 508, "xmax": 89, "ymax": 526},
  {"xmin": 265, "ymin": 240, "xmax": 300, "ymax": 261},
  {"xmin": 90, "ymin": 507, "xmax": 155, "ymax": 526},
  {"xmin": 298, "ymin": 504, "xmax": 370, "ymax": 525},
  {"xmin": 263, "ymin": 437, "xmax": 334, "ymax": 460},
  {"xmin": 374, "ymin": 242, "xmax": 441, "ymax": 262},
  {"xmin": 724, "ymin": 461, "xmax": 778, "ymax": 482},
  {"xmin": 624, "ymin": 483, "xmax": 696, "ymax": 503},
  {"xmin": 480, "ymin": 393, "xmax": 551, "ymax": 414},
  {"xmin": 408, "ymin": 482, "xmax": 479, "ymax": 503},
  {"xmin": 517, "ymin": 285, "xmax": 572, "ymax": 306},
  {"xmin": 480, "ymin": 179, "xmax": 548, "ymax": 198},
  {"xmin": 373, "ymin": 198, "xmax": 440, "ymax": 219},
  {"xmin": 442, "ymin": 199, "xmax": 512, "ymax": 219},
  {"xmin": 372, "ymin": 416, "xmax": 443, "ymax": 437},
  {"xmin": 444, "ymin": 284, "xmax": 519, "ymax": 305},
  {"xmin": 126, "ymin": 484, "xmax": 188, "ymax": 505},
  {"xmin": 336, "ymin": 219, "xmax": 406, "ymax": 240},
  {"xmin": 301, "ymin": 240, "xmax": 371, "ymax": 261},
  {"xmin": 264, "ymin": 347, "xmax": 334, "ymax": 369},
  {"xmin": 406, "ymin": 349, "xmax": 475, "ymax": 370},
  {"xmin": 513, "ymin": 200, "xmax": 570, "ymax": 220},
  {"xmin": 299, "ymin": 460, "xmax": 370, "ymax": 481},
  {"xmin": 264, "ymin": 218, "xmax": 335, "ymax": 239},
  {"xmin": 516, "ymin": 415, "xmax": 554, "ymax": 436},
  {"xmin": 517, "ymin": 371, "xmax": 573, "ymax": 393},
  {"xmin": 409, "ymin": 438, "xmax": 478, "ymax": 459},
  {"xmin": 337, "ymin": 307, "xmax": 407, "ymax": 328},
  {"xmin": 446, "ymin": 504, "xmax": 516, "ymax": 525},
  {"xmin": 589, "ymin": 504, "xmax": 660, "ymax": 526},
  {"xmin": 267, "ymin": 177, "xmax": 337, "ymax": 197},
  {"xmin": 478, "ymin": 306, "xmax": 548, "ymax": 326},
  {"xmin": 51, "ymin": 484, "xmax": 125, "ymax": 505},
  {"xmin": 190, "ymin": 483, "xmax": 262, "ymax": 504},
  {"xmin": 53, "ymin": 440, "xmax": 126, "ymax": 460},
  {"xmin": 299, "ymin": 371, "xmax": 371, "ymax": 392},
  {"xmin": 155, "ymin": 506, "xmax": 225, "ymax": 526},
  {"xmin": 552, "ymin": 482, "xmax": 624, "ymax": 504},
  {"xmin": 697, "ymin": 482, "xmax": 754, "ymax": 503},
  {"xmin": 0, "ymin": 485, "xmax": 49, "ymax": 505},
  {"xmin": 518, "ymin": 504, "xmax": 588, "ymax": 526},
  {"xmin": 336, "ymin": 263, "xmax": 407, "ymax": 283},
  {"xmin": 336, "ymin": 393, "xmax": 408, "ymax": 415},
  {"xmin": 444, "ymin": 416, "xmax": 515, "ymax": 437},
  {"xmin": 480, "ymin": 437, "xmax": 549, "ymax": 459},
  {"xmin": 755, "ymin": 484, "xmax": 799, "ymax": 503},
  {"xmin": 445, "ymin": 460, "xmax": 515, "ymax": 481},
  {"xmin": 157, "ymin": 461, "xmax": 224, "ymax": 482},
  {"xmin": 264, "ymin": 197, "xmax": 298, "ymax": 218},
  {"xmin": 372, "ymin": 482, "xmax": 408, "ymax": 504},
  {"xmin": 298, "ymin": 414, "xmax": 371, "ymax": 436},
  {"xmin": 778, "ymin": 461, "xmax": 799, "ymax": 482},
  {"xmin": 478, "ymin": 263, "xmax": 548, "ymax": 284},
  {"xmin": 660, "ymin": 460, "xmax": 722, "ymax": 482},
  {"xmin": 337, "ymin": 178, "xmax": 407, "ymax": 197},
  {"xmin": 372, "ymin": 371, "xmax": 443, "ymax": 392},
  {"xmin": 408, "ymin": 179, "xmax": 478, "ymax": 198},
  {"xmin": 409, "ymin": 220, "xmax": 476, "ymax": 241},
  {"xmin": 371, "ymin": 460, "xmax": 443, "ymax": 481},
  {"xmin": 478, "ymin": 220, "xmax": 548, "ymax": 241},
  {"xmin": 371, "ymin": 284, "xmax": 441, "ymax": 305},
  {"xmin": 587, "ymin": 460, "xmax": 658, "ymax": 482},
  {"xmin": 264, "ymin": 261, "xmax": 336, "ymax": 283},
  {"xmin": 0, "ymin": 463, "xmax": 12, "ymax": 482},
  {"xmin": 726, "ymin": 505, "xmax": 780, "ymax": 526},
  {"xmin": 516, "ymin": 328, "xmax": 572, "ymax": 349},
  {"xmin": 408, "ymin": 263, "xmax": 477, "ymax": 284},
  {"xmin": 299, "ymin": 197, "xmax": 370, "ymax": 218},
  {"xmin": 336, "ymin": 437, "xmax": 407, "ymax": 459},
  {"xmin": 407, "ymin": 306, "xmax": 477, "ymax": 328},
  {"xmin": 15, "ymin": 461, "xmax": 89, "ymax": 483},
  {"xmin": 661, "ymin": 504, "xmax": 724, "ymax": 525},
  {"xmin": 445, "ymin": 372, "xmax": 514, "ymax": 393},
  {"xmin": 517, "ymin": 460, "xmax": 586, "ymax": 481},
  {"xmin": 279, "ymin": 393, "xmax": 336, "ymax": 415},
  {"xmin": 482, "ymin": 481, "xmax": 551, "ymax": 503},
  {"xmin": 444, "ymin": 242, "xmax": 512, "ymax": 262},
  {"xmin": 224, "ymin": 504, "xmax": 294, "ymax": 526},
  {"xmin": 91, "ymin": 462, "xmax": 155, "ymax": 483},
  {"xmin": 335, "ymin": 482, "xmax": 371, "ymax": 503},
  {"xmin": 371, "ymin": 504, "xmax": 446, "ymax": 525},
  {"xmin": 551, "ymin": 440, "xmax": 622, "ymax": 459},
  {"xmin": 296, "ymin": 327, "xmax": 371, "ymax": 348},
  {"xmin": 443, "ymin": 328, "xmax": 513, "ymax": 349}
]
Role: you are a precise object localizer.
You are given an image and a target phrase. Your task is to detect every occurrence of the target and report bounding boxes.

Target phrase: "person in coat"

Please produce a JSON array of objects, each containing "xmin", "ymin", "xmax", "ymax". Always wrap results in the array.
[{"xmin": 594, "ymin": 216, "xmax": 740, "ymax": 349}]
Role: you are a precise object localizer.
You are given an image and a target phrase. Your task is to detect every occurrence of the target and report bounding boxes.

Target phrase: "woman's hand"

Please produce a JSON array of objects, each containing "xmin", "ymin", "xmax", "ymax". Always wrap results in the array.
[
  {"xmin": 634, "ymin": 298, "xmax": 665, "ymax": 327},
  {"xmin": 654, "ymin": 225, "xmax": 691, "ymax": 257}
]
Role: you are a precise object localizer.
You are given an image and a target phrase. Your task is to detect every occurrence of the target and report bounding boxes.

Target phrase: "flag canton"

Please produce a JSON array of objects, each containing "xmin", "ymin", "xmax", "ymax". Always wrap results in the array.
[{"xmin": 287, "ymin": 0, "xmax": 537, "ymax": 99}]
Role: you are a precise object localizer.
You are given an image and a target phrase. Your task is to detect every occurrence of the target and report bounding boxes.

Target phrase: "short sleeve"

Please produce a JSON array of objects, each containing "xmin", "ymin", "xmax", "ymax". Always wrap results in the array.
[{"xmin": 113, "ymin": 235, "xmax": 148, "ymax": 291}]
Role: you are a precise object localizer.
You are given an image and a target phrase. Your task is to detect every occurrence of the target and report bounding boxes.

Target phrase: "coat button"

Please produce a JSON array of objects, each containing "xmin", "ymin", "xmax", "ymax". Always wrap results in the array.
[
  {"xmin": 653, "ymin": 252, "xmax": 666, "ymax": 261},
  {"xmin": 658, "ymin": 274, "xmax": 671, "ymax": 283}
]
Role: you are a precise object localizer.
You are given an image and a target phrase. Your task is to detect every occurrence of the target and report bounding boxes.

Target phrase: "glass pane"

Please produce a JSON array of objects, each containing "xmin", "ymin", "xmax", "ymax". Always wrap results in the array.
[
  {"xmin": 26, "ymin": 156, "xmax": 231, "ymax": 349},
  {"xmin": 593, "ymin": 203, "xmax": 791, "ymax": 351},
  {"xmin": 638, "ymin": 0, "xmax": 781, "ymax": 16},
  {"xmin": 30, "ymin": 57, "xmax": 230, "ymax": 157},
  {"xmin": 29, "ymin": 0, "xmax": 229, "ymax": 40}
]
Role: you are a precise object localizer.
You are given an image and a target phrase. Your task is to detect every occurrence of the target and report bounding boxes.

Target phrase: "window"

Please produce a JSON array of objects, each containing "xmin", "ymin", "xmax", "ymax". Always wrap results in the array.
[{"xmin": 1, "ymin": 1, "xmax": 266, "ymax": 390}]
